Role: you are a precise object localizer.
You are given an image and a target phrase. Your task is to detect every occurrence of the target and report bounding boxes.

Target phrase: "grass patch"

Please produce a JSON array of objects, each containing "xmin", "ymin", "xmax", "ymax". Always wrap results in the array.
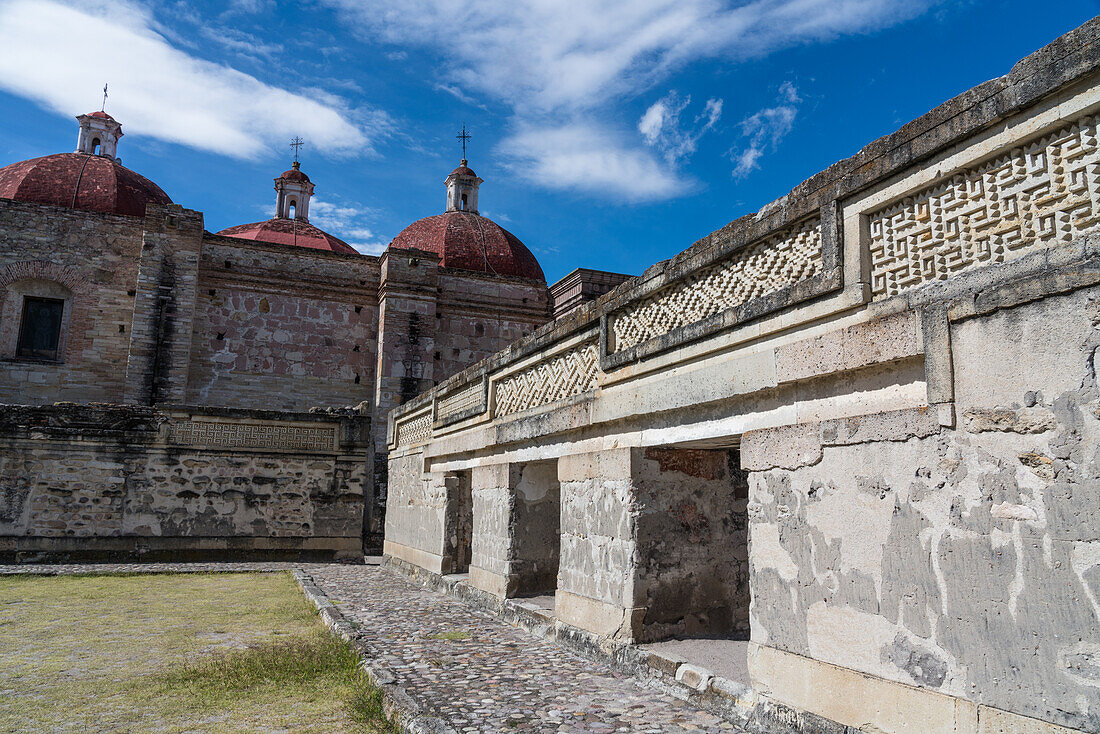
[
  {"xmin": 0, "ymin": 571, "xmax": 397, "ymax": 733},
  {"xmin": 428, "ymin": 629, "xmax": 470, "ymax": 641}
]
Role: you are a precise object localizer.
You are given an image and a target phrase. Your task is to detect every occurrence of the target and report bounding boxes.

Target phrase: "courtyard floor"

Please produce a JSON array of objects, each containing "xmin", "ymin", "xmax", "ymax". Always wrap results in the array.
[
  {"xmin": 0, "ymin": 569, "xmax": 393, "ymax": 733},
  {"xmin": 0, "ymin": 562, "xmax": 746, "ymax": 733}
]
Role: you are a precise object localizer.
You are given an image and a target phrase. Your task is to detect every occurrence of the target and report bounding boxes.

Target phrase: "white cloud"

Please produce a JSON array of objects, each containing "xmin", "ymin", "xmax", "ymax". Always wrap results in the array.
[
  {"xmin": 0, "ymin": 0, "xmax": 380, "ymax": 159},
  {"xmin": 639, "ymin": 91, "xmax": 722, "ymax": 164},
  {"xmin": 730, "ymin": 81, "xmax": 800, "ymax": 178},
  {"xmin": 309, "ymin": 199, "xmax": 389, "ymax": 255},
  {"xmin": 322, "ymin": 0, "xmax": 933, "ymax": 201},
  {"xmin": 200, "ymin": 26, "xmax": 284, "ymax": 62},
  {"xmin": 500, "ymin": 123, "xmax": 687, "ymax": 202}
]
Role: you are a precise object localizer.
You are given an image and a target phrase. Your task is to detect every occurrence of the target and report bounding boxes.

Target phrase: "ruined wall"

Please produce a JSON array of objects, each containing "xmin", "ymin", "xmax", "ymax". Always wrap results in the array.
[
  {"xmin": 744, "ymin": 286, "xmax": 1100, "ymax": 732},
  {"xmin": 0, "ymin": 403, "xmax": 369, "ymax": 561},
  {"xmin": 0, "ymin": 199, "xmax": 144, "ymax": 403},
  {"xmin": 186, "ymin": 237, "xmax": 379, "ymax": 411},
  {"xmin": 634, "ymin": 447, "xmax": 749, "ymax": 642}
]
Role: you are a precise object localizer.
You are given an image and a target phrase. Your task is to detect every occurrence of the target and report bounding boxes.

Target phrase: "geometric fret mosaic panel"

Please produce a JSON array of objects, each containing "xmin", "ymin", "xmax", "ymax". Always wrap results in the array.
[
  {"xmin": 608, "ymin": 217, "xmax": 822, "ymax": 354},
  {"xmin": 395, "ymin": 412, "xmax": 432, "ymax": 447},
  {"xmin": 435, "ymin": 380, "xmax": 486, "ymax": 424},
  {"xmin": 869, "ymin": 113, "xmax": 1100, "ymax": 299},
  {"xmin": 168, "ymin": 420, "xmax": 336, "ymax": 452},
  {"xmin": 494, "ymin": 340, "xmax": 599, "ymax": 417}
]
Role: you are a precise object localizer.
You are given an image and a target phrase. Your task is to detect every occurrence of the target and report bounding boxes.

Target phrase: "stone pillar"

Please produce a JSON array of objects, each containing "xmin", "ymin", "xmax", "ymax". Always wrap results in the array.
[
  {"xmin": 469, "ymin": 463, "xmax": 518, "ymax": 596},
  {"xmin": 369, "ymin": 247, "xmax": 440, "ymax": 547},
  {"xmin": 468, "ymin": 460, "xmax": 561, "ymax": 599},
  {"xmin": 123, "ymin": 204, "xmax": 203, "ymax": 405},
  {"xmin": 556, "ymin": 448, "xmax": 643, "ymax": 640}
]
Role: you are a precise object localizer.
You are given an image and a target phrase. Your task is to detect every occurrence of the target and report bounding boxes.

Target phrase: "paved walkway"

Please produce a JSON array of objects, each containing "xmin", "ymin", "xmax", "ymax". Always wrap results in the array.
[
  {"xmin": 1, "ymin": 561, "xmax": 745, "ymax": 732},
  {"xmin": 308, "ymin": 563, "xmax": 743, "ymax": 733}
]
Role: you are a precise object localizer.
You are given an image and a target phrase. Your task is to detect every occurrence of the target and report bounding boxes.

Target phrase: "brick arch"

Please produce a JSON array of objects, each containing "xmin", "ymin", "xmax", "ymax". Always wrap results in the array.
[
  {"xmin": 0, "ymin": 260, "xmax": 93, "ymax": 295},
  {"xmin": 0, "ymin": 261, "xmax": 96, "ymax": 361}
]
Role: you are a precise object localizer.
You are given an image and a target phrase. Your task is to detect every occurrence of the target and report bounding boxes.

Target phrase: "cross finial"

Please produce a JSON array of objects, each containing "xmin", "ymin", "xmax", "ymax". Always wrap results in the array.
[
  {"xmin": 456, "ymin": 124, "xmax": 471, "ymax": 161},
  {"xmin": 101, "ymin": 83, "xmax": 108, "ymax": 112},
  {"xmin": 290, "ymin": 136, "xmax": 304, "ymax": 163}
]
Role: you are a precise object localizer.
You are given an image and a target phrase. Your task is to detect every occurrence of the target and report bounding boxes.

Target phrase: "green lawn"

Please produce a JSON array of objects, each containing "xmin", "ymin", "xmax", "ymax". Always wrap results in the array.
[{"xmin": 0, "ymin": 571, "xmax": 395, "ymax": 733}]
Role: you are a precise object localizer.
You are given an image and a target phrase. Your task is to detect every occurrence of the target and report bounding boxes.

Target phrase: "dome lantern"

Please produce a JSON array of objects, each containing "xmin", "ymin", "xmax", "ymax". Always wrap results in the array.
[
  {"xmin": 446, "ymin": 160, "xmax": 482, "ymax": 214},
  {"xmin": 75, "ymin": 111, "xmax": 122, "ymax": 159},
  {"xmin": 274, "ymin": 161, "xmax": 314, "ymax": 221}
]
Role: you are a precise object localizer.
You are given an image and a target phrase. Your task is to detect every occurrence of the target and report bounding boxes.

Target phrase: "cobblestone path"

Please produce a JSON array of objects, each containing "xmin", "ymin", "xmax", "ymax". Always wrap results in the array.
[
  {"xmin": 0, "ymin": 561, "xmax": 745, "ymax": 732},
  {"xmin": 309, "ymin": 564, "xmax": 744, "ymax": 733}
]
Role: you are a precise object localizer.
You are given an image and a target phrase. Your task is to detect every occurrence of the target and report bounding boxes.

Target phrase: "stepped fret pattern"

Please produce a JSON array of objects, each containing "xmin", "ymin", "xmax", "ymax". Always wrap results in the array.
[
  {"xmin": 435, "ymin": 380, "xmax": 485, "ymax": 423},
  {"xmin": 870, "ymin": 114, "xmax": 1100, "ymax": 298},
  {"xmin": 395, "ymin": 412, "xmax": 432, "ymax": 447},
  {"xmin": 169, "ymin": 420, "xmax": 335, "ymax": 452},
  {"xmin": 608, "ymin": 218, "xmax": 822, "ymax": 353},
  {"xmin": 494, "ymin": 341, "xmax": 599, "ymax": 417}
]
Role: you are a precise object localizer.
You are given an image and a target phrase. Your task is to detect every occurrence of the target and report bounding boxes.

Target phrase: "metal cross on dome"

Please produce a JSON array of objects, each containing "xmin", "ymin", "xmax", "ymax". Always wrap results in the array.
[
  {"xmin": 101, "ymin": 83, "xmax": 108, "ymax": 112},
  {"xmin": 457, "ymin": 124, "xmax": 471, "ymax": 160},
  {"xmin": 290, "ymin": 136, "xmax": 305, "ymax": 162}
]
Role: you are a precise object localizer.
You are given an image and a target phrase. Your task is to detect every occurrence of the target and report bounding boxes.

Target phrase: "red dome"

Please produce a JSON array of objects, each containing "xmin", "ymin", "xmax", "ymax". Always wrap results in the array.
[
  {"xmin": 0, "ymin": 153, "xmax": 172, "ymax": 217},
  {"xmin": 449, "ymin": 163, "xmax": 478, "ymax": 178},
  {"xmin": 87, "ymin": 111, "xmax": 115, "ymax": 120},
  {"xmin": 279, "ymin": 167, "xmax": 310, "ymax": 183},
  {"xmin": 389, "ymin": 211, "xmax": 544, "ymax": 281},
  {"xmin": 217, "ymin": 217, "xmax": 359, "ymax": 255}
]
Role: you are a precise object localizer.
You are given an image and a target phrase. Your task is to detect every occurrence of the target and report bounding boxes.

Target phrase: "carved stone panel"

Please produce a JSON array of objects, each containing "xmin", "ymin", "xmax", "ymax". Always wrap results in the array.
[
  {"xmin": 168, "ymin": 419, "xmax": 337, "ymax": 452},
  {"xmin": 869, "ymin": 113, "xmax": 1100, "ymax": 299},
  {"xmin": 607, "ymin": 218, "xmax": 822, "ymax": 354},
  {"xmin": 494, "ymin": 340, "xmax": 599, "ymax": 417},
  {"xmin": 395, "ymin": 412, "xmax": 432, "ymax": 447}
]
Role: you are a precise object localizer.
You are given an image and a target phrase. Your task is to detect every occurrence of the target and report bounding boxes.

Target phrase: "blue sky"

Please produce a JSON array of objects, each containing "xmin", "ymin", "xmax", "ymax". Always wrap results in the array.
[{"xmin": 0, "ymin": 0, "xmax": 1097, "ymax": 283}]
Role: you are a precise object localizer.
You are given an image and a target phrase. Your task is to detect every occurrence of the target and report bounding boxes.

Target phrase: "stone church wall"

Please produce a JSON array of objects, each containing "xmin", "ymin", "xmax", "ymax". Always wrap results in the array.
[
  {"xmin": 185, "ymin": 236, "xmax": 380, "ymax": 411},
  {"xmin": 433, "ymin": 269, "xmax": 548, "ymax": 381},
  {"xmin": 0, "ymin": 199, "xmax": 144, "ymax": 404},
  {"xmin": 0, "ymin": 402, "xmax": 369, "ymax": 561}
]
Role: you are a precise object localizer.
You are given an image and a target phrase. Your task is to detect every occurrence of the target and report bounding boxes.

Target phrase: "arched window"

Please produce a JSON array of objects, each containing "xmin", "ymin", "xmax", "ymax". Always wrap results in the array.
[
  {"xmin": 91, "ymin": 138, "xmax": 101, "ymax": 155},
  {"xmin": 288, "ymin": 200, "xmax": 296, "ymax": 218},
  {"xmin": 2, "ymin": 278, "xmax": 73, "ymax": 362},
  {"xmin": 461, "ymin": 193, "xmax": 468, "ymax": 210}
]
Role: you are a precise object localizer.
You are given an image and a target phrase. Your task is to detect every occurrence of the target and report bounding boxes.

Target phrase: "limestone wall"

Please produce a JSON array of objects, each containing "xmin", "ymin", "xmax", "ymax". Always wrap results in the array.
[
  {"xmin": 743, "ymin": 286, "xmax": 1100, "ymax": 733},
  {"xmin": 0, "ymin": 200, "xmax": 144, "ymax": 403},
  {"xmin": 384, "ymin": 18, "xmax": 1100, "ymax": 734},
  {"xmin": 0, "ymin": 403, "xmax": 369, "ymax": 561}
]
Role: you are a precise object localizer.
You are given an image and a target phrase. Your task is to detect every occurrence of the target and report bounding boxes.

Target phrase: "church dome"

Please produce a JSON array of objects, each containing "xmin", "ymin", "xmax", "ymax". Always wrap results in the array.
[
  {"xmin": 216, "ymin": 218, "xmax": 358, "ymax": 254},
  {"xmin": 0, "ymin": 152, "xmax": 172, "ymax": 217},
  {"xmin": 217, "ymin": 158, "xmax": 357, "ymax": 254},
  {"xmin": 389, "ymin": 211, "xmax": 544, "ymax": 281}
]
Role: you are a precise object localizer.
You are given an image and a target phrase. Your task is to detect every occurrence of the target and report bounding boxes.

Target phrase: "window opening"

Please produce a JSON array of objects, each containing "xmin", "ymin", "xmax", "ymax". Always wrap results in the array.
[{"xmin": 16, "ymin": 296, "xmax": 64, "ymax": 360}]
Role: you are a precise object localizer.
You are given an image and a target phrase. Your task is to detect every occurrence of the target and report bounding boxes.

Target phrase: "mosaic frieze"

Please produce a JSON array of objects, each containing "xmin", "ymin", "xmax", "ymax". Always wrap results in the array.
[{"xmin": 869, "ymin": 114, "xmax": 1100, "ymax": 298}]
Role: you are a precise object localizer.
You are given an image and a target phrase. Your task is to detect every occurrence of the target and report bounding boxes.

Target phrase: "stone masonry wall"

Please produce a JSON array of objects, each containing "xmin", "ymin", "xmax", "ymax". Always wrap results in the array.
[
  {"xmin": 634, "ymin": 447, "xmax": 749, "ymax": 643},
  {"xmin": 433, "ymin": 271, "xmax": 548, "ymax": 381},
  {"xmin": 0, "ymin": 199, "xmax": 144, "ymax": 403},
  {"xmin": 743, "ymin": 286, "xmax": 1100, "ymax": 731},
  {"xmin": 186, "ymin": 237, "xmax": 380, "ymax": 411},
  {"xmin": 0, "ymin": 403, "xmax": 370, "ymax": 561}
]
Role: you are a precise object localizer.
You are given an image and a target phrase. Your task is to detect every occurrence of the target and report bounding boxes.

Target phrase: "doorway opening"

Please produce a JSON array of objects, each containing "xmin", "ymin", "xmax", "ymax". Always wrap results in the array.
[
  {"xmin": 443, "ymin": 470, "xmax": 473, "ymax": 574},
  {"xmin": 634, "ymin": 443, "xmax": 751, "ymax": 685}
]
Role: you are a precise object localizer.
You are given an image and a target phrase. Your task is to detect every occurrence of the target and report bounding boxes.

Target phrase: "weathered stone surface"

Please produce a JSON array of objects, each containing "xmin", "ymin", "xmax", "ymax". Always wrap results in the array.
[{"xmin": 0, "ymin": 403, "xmax": 369, "ymax": 561}]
